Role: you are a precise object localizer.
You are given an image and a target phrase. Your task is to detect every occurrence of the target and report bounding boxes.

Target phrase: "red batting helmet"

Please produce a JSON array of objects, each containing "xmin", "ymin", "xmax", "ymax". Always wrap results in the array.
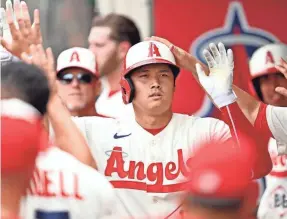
[{"xmin": 120, "ymin": 40, "xmax": 180, "ymax": 104}]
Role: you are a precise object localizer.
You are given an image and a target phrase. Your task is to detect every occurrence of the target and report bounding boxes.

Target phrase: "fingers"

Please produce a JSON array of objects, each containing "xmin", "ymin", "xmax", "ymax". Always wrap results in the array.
[
  {"xmin": 275, "ymin": 87, "xmax": 287, "ymax": 97},
  {"xmin": 21, "ymin": 1, "xmax": 32, "ymax": 29},
  {"xmin": 1, "ymin": 7, "xmax": 8, "ymax": 30},
  {"xmin": 227, "ymin": 49, "xmax": 234, "ymax": 70},
  {"xmin": 13, "ymin": 0, "xmax": 21, "ymax": 20},
  {"xmin": 46, "ymin": 47, "xmax": 55, "ymax": 69},
  {"xmin": 6, "ymin": 1, "xmax": 19, "ymax": 40},
  {"xmin": 203, "ymin": 49, "xmax": 216, "ymax": 69},
  {"xmin": 0, "ymin": 37, "xmax": 12, "ymax": 52},
  {"xmin": 275, "ymin": 58, "xmax": 287, "ymax": 79},
  {"xmin": 209, "ymin": 43, "xmax": 221, "ymax": 64},
  {"xmin": 32, "ymin": 9, "xmax": 42, "ymax": 43},
  {"xmin": 218, "ymin": 42, "xmax": 227, "ymax": 64},
  {"xmin": 149, "ymin": 36, "xmax": 173, "ymax": 48}
]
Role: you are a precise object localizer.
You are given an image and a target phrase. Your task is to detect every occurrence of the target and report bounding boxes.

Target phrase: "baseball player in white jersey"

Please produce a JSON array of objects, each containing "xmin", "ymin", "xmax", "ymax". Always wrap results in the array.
[
  {"xmin": 246, "ymin": 43, "xmax": 287, "ymax": 219},
  {"xmin": 21, "ymin": 146, "xmax": 117, "ymax": 219},
  {"xmin": 47, "ymin": 40, "xmax": 236, "ymax": 219}
]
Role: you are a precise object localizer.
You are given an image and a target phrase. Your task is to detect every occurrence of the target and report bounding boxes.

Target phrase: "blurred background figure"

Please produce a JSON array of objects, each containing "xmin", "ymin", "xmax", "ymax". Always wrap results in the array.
[
  {"xmin": 1, "ymin": 61, "xmax": 50, "ymax": 219},
  {"xmin": 56, "ymin": 47, "xmax": 103, "ymax": 117},
  {"xmin": 249, "ymin": 43, "xmax": 287, "ymax": 219},
  {"xmin": 88, "ymin": 13, "xmax": 141, "ymax": 118},
  {"xmin": 182, "ymin": 137, "xmax": 255, "ymax": 219}
]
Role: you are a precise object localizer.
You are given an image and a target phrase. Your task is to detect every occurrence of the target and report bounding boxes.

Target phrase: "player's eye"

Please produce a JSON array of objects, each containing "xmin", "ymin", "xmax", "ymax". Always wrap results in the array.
[
  {"xmin": 139, "ymin": 74, "xmax": 148, "ymax": 78},
  {"xmin": 161, "ymin": 73, "xmax": 169, "ymax": 77}
]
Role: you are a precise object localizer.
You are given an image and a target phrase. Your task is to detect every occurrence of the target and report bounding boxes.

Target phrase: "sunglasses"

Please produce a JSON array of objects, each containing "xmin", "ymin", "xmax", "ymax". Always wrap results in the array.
[{"xmin": 57, "ymin": 73, "xmax": 94, "ymax": 84}]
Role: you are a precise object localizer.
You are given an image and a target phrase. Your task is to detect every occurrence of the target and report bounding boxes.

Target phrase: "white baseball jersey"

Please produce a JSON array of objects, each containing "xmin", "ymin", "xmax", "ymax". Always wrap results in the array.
[
  {"xmin": 96, "ymin": 77, "xmax": 134, "ymax": 119},
  {"xmin": 72, "ymin": 113, "xmax": 230, "ymax": 218},
  {"xmin": 266, "ymin": 105, "xmax": 287, "ymax": 154},
  {"xmin": 21, "ymin": 147, "xmax": 116, "ymax": 219},
  {"xmin": 258, "ymin": 138, "xmax": 287, "ymax": 219}
]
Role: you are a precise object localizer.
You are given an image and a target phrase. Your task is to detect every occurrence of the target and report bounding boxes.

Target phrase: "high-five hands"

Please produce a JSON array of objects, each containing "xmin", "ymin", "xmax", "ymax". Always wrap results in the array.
[
  {"xmin": 21, "ymin": 44, "xmax": 57, "ymax": 96},
  {"xmin": 196, "ymin": 43, "xmax": 237, "ymax": 108},
  {"xmin": 0, "ymin": 0, "xmax": 42, "ymax": 57}
]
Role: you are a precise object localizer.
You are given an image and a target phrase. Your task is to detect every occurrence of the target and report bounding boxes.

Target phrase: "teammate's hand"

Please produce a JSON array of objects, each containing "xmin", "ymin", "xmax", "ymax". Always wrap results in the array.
[
  {"xmin": 0, "ymin": 0, "xmax": 42, "ymax": 58},
  {"xmin": 146, "ymin": 36, "xmax": 209, "ymax": 76},
  {"xmin": 195, "ymin": 43, "xmax": 237, "ymax": 108},
  {"xmin": 275, "ymin": 58, "xmax": 287, "ymax": 97},
  {"xmin": 21, "ymin": 44, "xmax": 57, "ymax": 96}
]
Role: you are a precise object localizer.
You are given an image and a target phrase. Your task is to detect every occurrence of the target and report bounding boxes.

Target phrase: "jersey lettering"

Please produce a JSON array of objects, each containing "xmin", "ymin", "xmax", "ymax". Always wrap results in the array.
[
  {"xmin": 274, "ymin": 194, "xmax": 287, "ymax": 208},
  {"xmin": 105, "ymin": 146, "xmax": 192, "ymax": 192},
  {"xmin": 70, "ymin": 51, "xmax": 80, "ymax": 62},
  {"xmin": 265, "ymin": 51, "xmax": 275, "ymax": 65},
  {"xmin": 27, "ymin": 168, "xmax": 83, "ymax": 200},
  {"xmin": 148, "ymin": 42, "xmax": 161, "ymax": 57}
]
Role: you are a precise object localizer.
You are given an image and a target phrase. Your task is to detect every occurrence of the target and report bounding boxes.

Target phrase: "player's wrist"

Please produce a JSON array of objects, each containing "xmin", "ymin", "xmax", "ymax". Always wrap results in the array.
[{"xmin": 213, "ymin": 91, "xmax": 237, "ymax": 108}]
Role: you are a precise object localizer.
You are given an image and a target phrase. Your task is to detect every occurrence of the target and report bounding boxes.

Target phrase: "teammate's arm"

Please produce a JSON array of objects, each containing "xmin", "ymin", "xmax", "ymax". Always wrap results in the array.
[{"xmin": 21, "ymin": 44, "xmax": 96, "ymax": 168}]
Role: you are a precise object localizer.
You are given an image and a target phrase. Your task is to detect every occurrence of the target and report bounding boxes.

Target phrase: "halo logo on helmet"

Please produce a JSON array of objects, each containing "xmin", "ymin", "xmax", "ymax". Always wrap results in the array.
[
  {"xmin": 70, "ymin": 51, "xmax": 80, "ymax": 63},
  {"xmin": 120, "ymin": 41, "xmax": 180, "ymax": 104},
  {"xmin": 265, "ymin": 51, "xmax": 275, "ymax": 65}
]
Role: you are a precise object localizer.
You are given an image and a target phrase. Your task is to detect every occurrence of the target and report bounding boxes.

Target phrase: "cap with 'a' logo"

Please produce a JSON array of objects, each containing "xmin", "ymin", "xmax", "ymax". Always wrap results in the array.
[
  {"xmin": 56, "ymin": 47, "xmax": 98, "ymax": 75},
  {"xmin": 249, "ymin": 43, "xmax": 287, "ymax": 78}
]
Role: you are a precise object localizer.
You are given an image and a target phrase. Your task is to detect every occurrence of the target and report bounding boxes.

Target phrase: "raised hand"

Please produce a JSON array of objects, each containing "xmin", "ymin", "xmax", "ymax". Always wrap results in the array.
[
  {"xmin": 275, "ymin": 58, "xmax": 287, "ymax": 97},
  {"xmin": 21, "ymin": 44, "xmax": 57, "ymax": 96},
  {"xmin": 146, "ymin": 36, "xmax": 209, "ymax": 76},
  {"xmin": 0, "ymin": 0, "xmax": 42, "ymax": 57},
  {"xmin": 195, "ymin": 42, "xmax": 237, "ymax": 108}
]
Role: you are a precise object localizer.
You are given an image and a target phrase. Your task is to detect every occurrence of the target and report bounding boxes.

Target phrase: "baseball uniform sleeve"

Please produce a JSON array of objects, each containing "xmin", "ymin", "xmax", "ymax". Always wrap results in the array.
[
  {"xmin": 71, "ymin": 116, "xmax": 117, "ymax": 146},
  {"xmin": 266, "ymin": 105, "xmax": 287, "ymax": 154},
  {"xmin": 220, "ymin": 102, "xmax": 272, "ymax": 178},
  {"xmin": 191, "ymin": 116, "xmax": 231, "ymax": 145}
]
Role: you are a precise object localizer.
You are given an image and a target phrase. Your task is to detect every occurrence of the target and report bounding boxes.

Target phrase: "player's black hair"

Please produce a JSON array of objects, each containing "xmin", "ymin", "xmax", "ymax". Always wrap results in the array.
[
  {"xmin": 252, "ymin": 77, "xmax": 263, "ymax": 101},
  {"xmin": 1, "ymin": 62, "xmax": 50, "ymax": 115}
]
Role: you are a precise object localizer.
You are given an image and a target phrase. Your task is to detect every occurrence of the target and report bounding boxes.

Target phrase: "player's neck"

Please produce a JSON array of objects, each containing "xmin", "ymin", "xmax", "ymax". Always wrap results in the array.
[
  {"xmin": 134, "ymin": 109, "xmax": 173, "ymax": 129},
  {"xmin": 106, "ymin": 67, "xmax": 121, "ymax": 91},
  {"xmin": 70, "ymin": 105, "xmax": 98, "ymax": 117}
]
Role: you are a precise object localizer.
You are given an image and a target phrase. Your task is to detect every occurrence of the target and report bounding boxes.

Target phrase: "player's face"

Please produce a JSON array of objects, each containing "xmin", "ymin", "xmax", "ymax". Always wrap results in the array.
[
  {"xmin": 131, "ymin": 63, "xmax": 175, "ymax": 115},
  {"xmin": 259, "ymin": 73, "xmax": 287, "ymax": 106},
  {"xmin": 56, "ymin": 68, "xmax": 101, "ymax": 112},
  {"xmin": 88, "ymin": 27, "xmax": 121, "ymax": 76}
]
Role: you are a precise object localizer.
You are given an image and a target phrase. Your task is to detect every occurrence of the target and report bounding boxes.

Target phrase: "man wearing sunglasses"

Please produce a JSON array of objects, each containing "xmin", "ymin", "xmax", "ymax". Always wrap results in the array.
[{"xmin": 56, "ymin": 47, "xmax": 104, "ymax": 117}]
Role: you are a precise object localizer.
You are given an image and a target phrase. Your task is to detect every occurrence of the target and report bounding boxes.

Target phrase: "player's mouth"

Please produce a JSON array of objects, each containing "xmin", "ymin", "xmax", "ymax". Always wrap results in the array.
[
  {"xmin": 149, "ymin": 92, "xmax": 163, "ymax": 100},
  {"xmin": 69, "ymin": 93, "xmax": 82, "ymax": 97},
  {"xmin": 149, "ymin": 92, "xmax": 163, "ymax": 98}
]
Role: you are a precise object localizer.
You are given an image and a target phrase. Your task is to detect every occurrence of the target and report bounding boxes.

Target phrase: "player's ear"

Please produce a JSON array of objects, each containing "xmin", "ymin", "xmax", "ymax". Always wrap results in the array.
[{"xmin": 118, "ymin": 41, "xmax": 131, "ymax": 60}]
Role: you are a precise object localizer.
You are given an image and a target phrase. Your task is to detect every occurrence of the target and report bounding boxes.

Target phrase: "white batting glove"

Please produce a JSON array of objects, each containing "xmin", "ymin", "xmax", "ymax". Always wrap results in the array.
[{"xmin": 196, "ymin": 42, "xmax": 237, "ymax": 108}]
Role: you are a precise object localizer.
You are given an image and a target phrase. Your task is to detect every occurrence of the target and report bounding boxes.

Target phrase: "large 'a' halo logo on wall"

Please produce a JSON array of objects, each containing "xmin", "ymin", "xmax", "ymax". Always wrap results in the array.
[{"xmin": 190, "ymin": 2, "xmax": 280, "ymax": 117}]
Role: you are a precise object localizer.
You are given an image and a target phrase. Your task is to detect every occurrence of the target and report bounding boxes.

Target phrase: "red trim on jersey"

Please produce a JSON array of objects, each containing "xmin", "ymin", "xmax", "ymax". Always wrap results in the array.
[
  {"xmin": 110, "ymin": 180, "xmax": 186, "ymax": 193},
  {"xmin": 269, "ymin": 171, "xmax": 287, "ymax": 178},
  {"xmin": 108, "ymin": 90, "xmax": 120, "ymax": 98},
  {"xmin": 254, "ymin": 103, "xmax": 273, "ymax": 138},
  {"xmin": 144, "ymin": 126, "xmax": 166, "ymax": 135},
  {"xmin": 220, "ymin": 102, "xmax": 272, "ymax": 179}
]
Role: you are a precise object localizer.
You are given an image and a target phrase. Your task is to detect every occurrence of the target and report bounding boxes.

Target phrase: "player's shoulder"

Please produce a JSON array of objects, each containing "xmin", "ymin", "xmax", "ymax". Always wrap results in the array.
[
  {"xmin": 36, "ymin": 147, "xmax": 94, "ymax": 172},
  {"xmin": 37, "ymin": 147, "xmax": 114, "ymax": 189},
  {"xmin": 172, "ymin": 113, "xmax": 226, "ymax": 127}
]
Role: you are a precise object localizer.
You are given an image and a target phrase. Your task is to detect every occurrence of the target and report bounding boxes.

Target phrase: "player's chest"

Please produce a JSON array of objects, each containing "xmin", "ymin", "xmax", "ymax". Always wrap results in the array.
[{"xmin": 93, "ymin": 134, "xmax": 194, "ymax": 193}]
